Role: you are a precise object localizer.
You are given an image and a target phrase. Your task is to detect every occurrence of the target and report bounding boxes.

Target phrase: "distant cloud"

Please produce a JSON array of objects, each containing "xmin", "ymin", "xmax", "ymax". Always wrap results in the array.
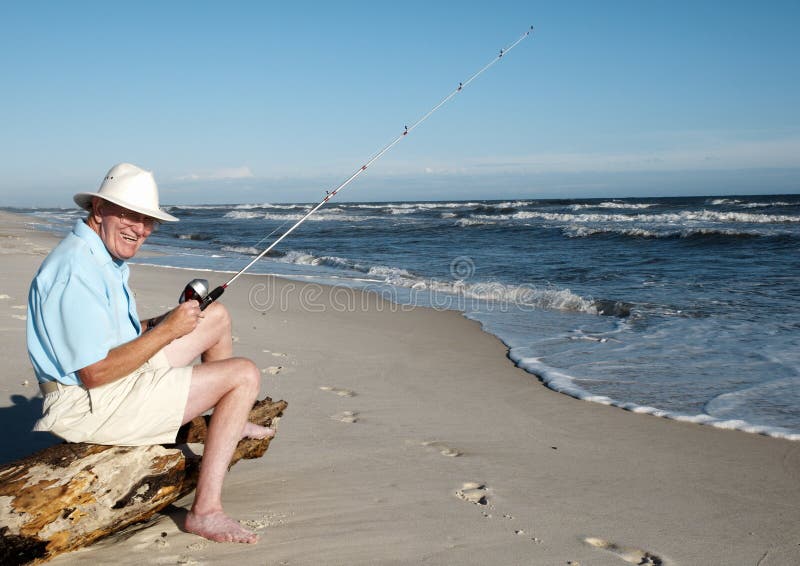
[
  {"xmin": 177, "ymin": 166, "xmax": 254, "ymax": 181},
  {"xmin": 464, "ymin": 137, "xmax": 800, "ymax": 175},
  {"xmin": 382, "ymin": 136, "xmax": 800, "ymax": 178}
]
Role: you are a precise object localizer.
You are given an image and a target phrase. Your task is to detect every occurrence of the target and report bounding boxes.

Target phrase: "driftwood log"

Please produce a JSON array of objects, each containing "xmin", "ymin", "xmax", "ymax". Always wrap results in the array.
[{"xmin": 0, "ymin": 396, "xmax": 287, "ymax": 565}]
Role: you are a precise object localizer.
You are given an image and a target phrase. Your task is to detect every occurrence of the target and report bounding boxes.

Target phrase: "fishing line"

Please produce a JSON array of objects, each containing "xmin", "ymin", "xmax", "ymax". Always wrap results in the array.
[
  {"xmin": 183, "ymin": 25, "xmax": 535, "ymax": 309},
  {"xmin": 217, "ymin": 208, "xmax": 299, "ymax": 274}
]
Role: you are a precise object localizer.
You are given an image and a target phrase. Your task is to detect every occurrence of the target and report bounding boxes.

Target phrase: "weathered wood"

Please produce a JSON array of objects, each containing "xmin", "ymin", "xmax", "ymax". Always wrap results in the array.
[{"xmin": 0, "ymin": 397, "xmax": 287, "ymax": 565}]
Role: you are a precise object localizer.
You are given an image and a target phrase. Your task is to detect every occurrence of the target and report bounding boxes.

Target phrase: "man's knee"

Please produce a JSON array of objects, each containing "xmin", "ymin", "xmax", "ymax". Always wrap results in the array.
[
  {"xmin": 204, "ymin": 302, "xmax": 231, "ymax": 334},
  {"xmin": 231, "ymin": 357, "xmax": 261, "ymax": 392}
]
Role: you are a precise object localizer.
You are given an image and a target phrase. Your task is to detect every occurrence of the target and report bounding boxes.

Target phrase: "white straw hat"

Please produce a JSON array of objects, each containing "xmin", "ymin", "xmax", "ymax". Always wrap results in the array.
[{"xmin": 74, "ymin": 163, "xmax": 179, "ymax": 223}]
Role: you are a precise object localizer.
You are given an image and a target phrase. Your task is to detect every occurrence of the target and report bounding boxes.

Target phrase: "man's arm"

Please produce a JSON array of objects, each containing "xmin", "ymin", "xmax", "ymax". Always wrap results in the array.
[
  {"xmin": 140, "ymin": 312, "xmax": 168, "ymax": 333},
  {"xmin": 78, "ymin": 300, "xmax": 202, "ymax": 389}
]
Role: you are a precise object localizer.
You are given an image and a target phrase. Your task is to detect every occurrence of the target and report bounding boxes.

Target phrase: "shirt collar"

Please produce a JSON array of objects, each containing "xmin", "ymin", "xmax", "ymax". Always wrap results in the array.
[{"xmin": 72, "ymin": 219, "xmax": 127, "ymax": 270}]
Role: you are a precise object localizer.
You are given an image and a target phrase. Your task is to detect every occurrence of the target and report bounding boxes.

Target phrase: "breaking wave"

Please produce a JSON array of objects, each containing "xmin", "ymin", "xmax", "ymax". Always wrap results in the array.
[
  {"xmin": 707, "ymin": 198, "xmax": 799, "ymax": 209},
  {"xmin": 737, "ymin": 201, "xmax": 796, "ymax": 209},
  {"xmin": 223, "ymin": 210, "xmax": 377, "ymax": 222},
  {"xmin": 274, "ymin": 250, "xmax": 608, "ymax": 316},
  {"xmin": 276, "ymin": 250, "xmax": 414, "ymax": 278},
  {"xmin": 455, "ymin": 217, "xmax": 498, "ymax": 227},
  {"xmin": 176, "ymin": 233, "xmax": 213, "ymax": 241},
  {"xmin": 561, "ymin": 226, "xmax": 787, "ymax": 240},
  {"xmin": 220, "ymin": 245, "xmax": 285, "ymax": 257},
  {"xmin": 570, "ymin": 201, "xmax": 654, "ymax": 210},
  {"xmin": 460, "ymin": 210, "xmax": 800, "ymax": 225},
  {"xmin": 170, "ymin": 202, "xmax": 307, "ymax": 211},
  {"xmin": 348, "ymin": 201, "xmax": 482, "ymax": 211}
]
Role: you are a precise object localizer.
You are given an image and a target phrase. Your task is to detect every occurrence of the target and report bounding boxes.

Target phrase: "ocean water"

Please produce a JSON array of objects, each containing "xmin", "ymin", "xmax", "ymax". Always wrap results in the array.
[{"xmin": 13, "ymin": 194, "xmax": 800, "ymax": 439}]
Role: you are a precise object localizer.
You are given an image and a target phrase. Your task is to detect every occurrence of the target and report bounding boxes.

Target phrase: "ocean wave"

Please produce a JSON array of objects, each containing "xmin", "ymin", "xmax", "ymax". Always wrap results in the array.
[
  {"xmin": 220, "ymin": 245, "xmax": 285, "ymax": 257},
  {"xmin": 512, "ymin": 355, "xmax": 800, "ymax": 441},
  {"xmin": 28, "ymin": 211, "xmax": 80, "ymax": 224},
  {"xmin": 737, "ymin": 201, "xmax": 796, "ymax": 209},
  {"xmin": 223, "ymin": 210, "xmax": 377, "ymax": 222},
  {"xmin": 706, "ymin": 198, "xmax": 798, "ymax": 209},
  {"xmin": 562, "ymin": 226, "xmax": 778, "ymax": 240},
  {"xmin": 170, "ymin": 203, "xmax": 306, "ymax": 211},
  {"xmin": 275, "ymin": 250, "xmax": 603, "ymax": 315},
  {"xmin": 345, "ymin": 203, "xmax": 399, "ymax": 210},
  {"xmin": 175, "ymin": 233, "xmax": 213, "ymax": 241},
  {"xmin": 455, "ymin": 217, "xmax": 498, "ymax": 227},
  {"xmin": 385, "ymin": 275, "xmax": 602, "ymax": 315},
  {"xmin": 704, "ymin": 376, "xmax": 800, "ymax": 429},
  {"xmin": 570, "ymin": 201, "xmax": 654, "ymax": 210},
  {"xmin": 494, "ymin": 200, "xmax": 536, "ymax": 208},
  {"xmin": 276, "ymin": 250, "xmax": 413, "ymax": 277},
  {"xmin": 469, "ymin": 201, "xmax": 535, "ymax": 213},
  {"xmin": 222, "ymin": 211, "xmax": 267, "ymax": 220},
  {"xmin": 347, "ymin": 202, "xmax": 481, "ymax": 211},
  {"xmin": 462, "ymin": 209, "xmax": 800, "ymax": 225},
  {"xmin": 382, "ymin": 202, "xmax": 483, "ymax": 214}
]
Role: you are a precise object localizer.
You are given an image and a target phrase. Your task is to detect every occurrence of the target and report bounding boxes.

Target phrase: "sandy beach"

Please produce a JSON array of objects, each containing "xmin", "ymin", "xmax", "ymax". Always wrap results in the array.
[{"xmin": 1, "ymin": 208, "xmax": 799, "ymax": 566}]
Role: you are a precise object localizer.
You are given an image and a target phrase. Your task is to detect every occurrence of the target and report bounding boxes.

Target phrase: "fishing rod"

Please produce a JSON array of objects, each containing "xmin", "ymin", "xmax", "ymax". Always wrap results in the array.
[{"xmin": 181, "ymin": 25, "xmax": 535, "ymax": 310}]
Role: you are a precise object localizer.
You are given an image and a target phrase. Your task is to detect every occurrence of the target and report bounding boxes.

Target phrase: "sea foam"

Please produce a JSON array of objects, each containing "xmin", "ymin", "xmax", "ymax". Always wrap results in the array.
[
  {"xmin": 512, "ymin": 354, "xmax": 800, "ymax": 441},
  {"xmin": 275, "ymin": 249, "xmax": 600, "ymax": 315},
  {"xmin": 483, "ymin": 210, "xmax": 800, "ymax": 224}
]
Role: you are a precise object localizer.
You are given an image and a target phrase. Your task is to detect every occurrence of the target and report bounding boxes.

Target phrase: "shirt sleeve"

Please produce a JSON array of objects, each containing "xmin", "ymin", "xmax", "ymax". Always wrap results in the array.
[{"xmin": 39, "ymin": 271, "xmax": 117, "ymax": 376}]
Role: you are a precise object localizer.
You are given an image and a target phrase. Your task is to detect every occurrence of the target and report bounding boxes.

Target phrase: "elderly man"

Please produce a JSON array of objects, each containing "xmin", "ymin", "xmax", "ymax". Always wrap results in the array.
[{"xmin": 27, "ymin": 163, "xmax": 270, "ymax": 544}]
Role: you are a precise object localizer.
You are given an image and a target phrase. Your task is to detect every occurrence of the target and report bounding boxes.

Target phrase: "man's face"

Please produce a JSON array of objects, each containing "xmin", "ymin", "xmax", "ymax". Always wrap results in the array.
[{"xmin": 92, "ymin": 199, "xmax": 158, "ymax": 260}]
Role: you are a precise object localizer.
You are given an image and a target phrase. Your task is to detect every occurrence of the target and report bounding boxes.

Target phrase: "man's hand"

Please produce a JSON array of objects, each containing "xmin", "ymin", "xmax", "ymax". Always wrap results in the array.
[{"xmin": 161, "ymin": 300, "xmax": 203, "ymax": 340}]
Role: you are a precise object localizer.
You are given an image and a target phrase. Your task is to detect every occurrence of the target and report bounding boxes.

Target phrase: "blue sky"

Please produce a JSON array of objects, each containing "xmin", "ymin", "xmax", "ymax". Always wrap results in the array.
[{"xmin": 1, "ymin": 0, "xmax": 798, "ymax": 206}]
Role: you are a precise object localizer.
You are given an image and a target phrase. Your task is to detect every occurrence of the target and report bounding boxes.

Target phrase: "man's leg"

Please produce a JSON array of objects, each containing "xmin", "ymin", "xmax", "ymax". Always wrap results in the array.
[
  {"xmin": 163, "ymin": 302, "xmax": 234, "ymax": 366},
  {"xmin": 165, "ymin": 303, "xmax": 272, "ymax": 439},
  {"xmin": 164, "ymin": 303, "xmax": 270, "ymax": 543}
]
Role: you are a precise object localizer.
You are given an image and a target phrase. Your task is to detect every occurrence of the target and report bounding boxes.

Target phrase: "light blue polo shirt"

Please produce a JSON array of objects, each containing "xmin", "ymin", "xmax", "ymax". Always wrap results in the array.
[{"xmin": 27, "ymin": 219, "xmax": 142, "ymax": 386}]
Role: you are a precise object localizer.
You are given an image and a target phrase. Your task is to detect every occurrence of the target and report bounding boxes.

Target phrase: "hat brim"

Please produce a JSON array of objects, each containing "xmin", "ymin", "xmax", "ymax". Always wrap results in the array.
[{"xmin": 74, "ymin": 192, "xmax": 179, "ymax": 223}]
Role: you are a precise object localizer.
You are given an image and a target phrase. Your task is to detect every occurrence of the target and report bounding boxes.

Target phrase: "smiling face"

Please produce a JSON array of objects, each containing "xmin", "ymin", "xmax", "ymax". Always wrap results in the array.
[{"xmin": 87, "ymin": 197, "xmax": 158, "ymax": 261}]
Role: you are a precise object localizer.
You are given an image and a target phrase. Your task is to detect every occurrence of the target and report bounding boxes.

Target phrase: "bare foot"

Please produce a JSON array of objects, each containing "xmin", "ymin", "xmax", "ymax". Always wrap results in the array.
[
  {"xmin": 242, "ymin": 422, "xmax": 275, "ymax": 439},
  {"xmin": 185, "ymin": 510, "xmax": 259, "ymax": 543}
]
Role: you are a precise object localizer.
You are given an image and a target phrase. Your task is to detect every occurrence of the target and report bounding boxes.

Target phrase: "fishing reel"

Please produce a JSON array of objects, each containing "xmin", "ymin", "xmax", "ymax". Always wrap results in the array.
[{"xmin": 180, "ymin": 278, "xmax": 226, "ymax": 311}]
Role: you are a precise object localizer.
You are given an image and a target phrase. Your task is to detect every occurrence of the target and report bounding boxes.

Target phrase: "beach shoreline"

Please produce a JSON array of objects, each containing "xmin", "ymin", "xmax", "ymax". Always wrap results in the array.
[{"xmin": 1, "ymin": 209, "xmax": 799, "ymax": 565}]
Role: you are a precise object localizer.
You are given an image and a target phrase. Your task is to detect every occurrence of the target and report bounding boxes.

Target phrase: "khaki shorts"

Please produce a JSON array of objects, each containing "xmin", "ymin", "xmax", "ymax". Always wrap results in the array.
[{"xmin": 34, "ymin": 349, "xmax": 193, "ymax": 446}]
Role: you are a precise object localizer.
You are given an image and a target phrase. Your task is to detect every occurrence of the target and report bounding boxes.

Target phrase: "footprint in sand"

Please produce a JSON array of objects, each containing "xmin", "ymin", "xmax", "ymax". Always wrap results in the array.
[
  {"xmin": 584, "ymin": 537, "xmax": 665, "ymax": 565},
  {"xmin": 152, "ymin": 537, "xmax": 169, "ymax": 548},
  {"xmin": 241, "ymin": 511, "xmax": 287, "ymax": 530},
  {"xmin": 0, "ymin": 294, "xmax": 10, "ymax": 300},
  {"xmin": 185, "ymin": 540, "xmax": 208, "ymax": 552},
  {"xmin": 11, "ymin": 314, "xmax": 26, "ymax": 321},
  {"xmin": 241, "ymin": 518, "xmax": 268, "ymax": 530},
  {"xmin": 456, "ymin": 482, "xmax": 488, "ymax": 505},
  {"xmin": 320, "ymin": 385, "xmax": 356, "ymax": 397},
  {"xmin": 262, "ymin": 366, "xmax": 283, "ymax": 375},
  {"xmin": 421, "ymin": 440, "xmax": 462, "ymax": 458},
  {"xmin": 330, "ymin": 410, "xmax": 358, "ymax": 423}
]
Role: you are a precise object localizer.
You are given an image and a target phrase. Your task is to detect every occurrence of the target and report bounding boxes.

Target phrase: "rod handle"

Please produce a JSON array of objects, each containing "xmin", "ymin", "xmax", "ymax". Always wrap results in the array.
[{"xmin": 200, "ymin": 285, "xmax": 226, "ymax": 311}]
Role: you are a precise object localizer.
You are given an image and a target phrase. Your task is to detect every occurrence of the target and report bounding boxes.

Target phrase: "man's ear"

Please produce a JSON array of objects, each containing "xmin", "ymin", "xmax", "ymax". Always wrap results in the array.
[{"xmin": 89, "ymin": 197, "xmax": 105, "ymax": 226}]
